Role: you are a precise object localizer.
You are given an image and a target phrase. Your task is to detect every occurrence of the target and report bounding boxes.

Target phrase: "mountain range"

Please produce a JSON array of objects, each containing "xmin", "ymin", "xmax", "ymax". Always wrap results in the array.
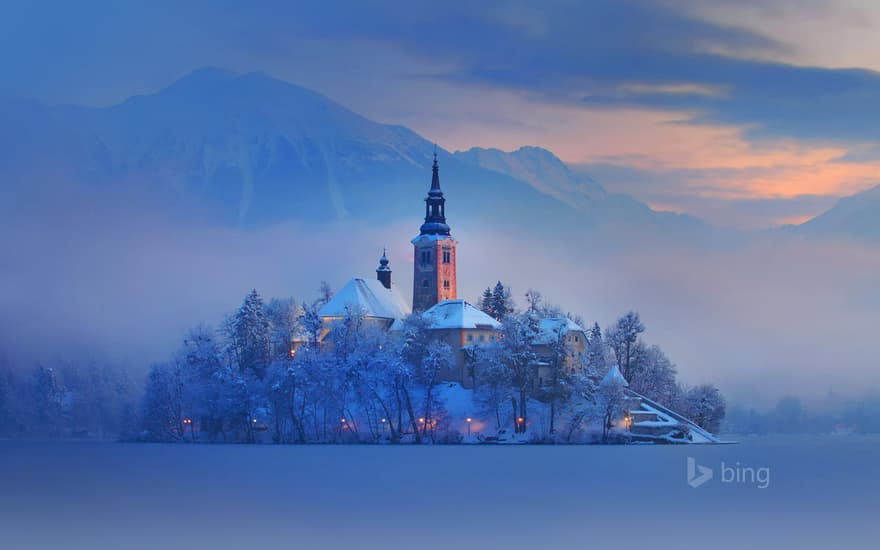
[
  {"xmin": 791, "ymin": 184, "xmax": 880, "ymax": 241},
  {"xmin": 1, "ymin": 66, "xmax": 877, "ymax": 244}
]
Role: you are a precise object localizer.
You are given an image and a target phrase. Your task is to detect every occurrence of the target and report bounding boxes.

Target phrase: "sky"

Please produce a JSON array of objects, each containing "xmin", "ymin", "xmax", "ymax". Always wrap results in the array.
[
  {"xmin": 2, "ymin": 1, "xmax": 880, "ymax": 408},
  {"xmin": 3, "ymin": 0, "xmax": 880, "ymax": 228}
]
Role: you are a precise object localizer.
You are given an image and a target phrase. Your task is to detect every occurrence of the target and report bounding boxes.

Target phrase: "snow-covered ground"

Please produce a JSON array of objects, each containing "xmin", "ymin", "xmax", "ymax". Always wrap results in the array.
[
  {"xmin": 358, "ymin": 382, "xmax": 716, "ymax": 445},
  {"xmin": 1, "ymin": 436, "xmax": 877, "ymax": 549},
  {"xmin": 425, "ymin": 382, "xmax": 559, "ymax": 444}
]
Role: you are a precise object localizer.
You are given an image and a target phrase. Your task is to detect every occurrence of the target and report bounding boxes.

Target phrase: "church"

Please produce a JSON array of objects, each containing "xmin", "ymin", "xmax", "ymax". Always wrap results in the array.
[
  {"xmin": 313, "ymin": 153, "xmax": 584, "ymax": 387},
  {"xmin": 292, "ymin": 153, "xmax": 721, "ymax": 442}
]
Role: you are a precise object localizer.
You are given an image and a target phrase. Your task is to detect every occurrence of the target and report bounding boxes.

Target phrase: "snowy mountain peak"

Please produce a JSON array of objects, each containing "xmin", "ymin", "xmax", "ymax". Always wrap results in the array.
[
  {"xmin": 453, "ymin": 145, "xmax": 607, "ymax": 211},
  {"xmin": 160, "ymin": 66, "xmax": 240, "ymax": 95},
  {"xmin": 1, "ymin": 68, "xmax": 709, "ymax": 243},
  {"xmin": 796, "ymin": 184, "xmax": 880, "ymax": 241}
]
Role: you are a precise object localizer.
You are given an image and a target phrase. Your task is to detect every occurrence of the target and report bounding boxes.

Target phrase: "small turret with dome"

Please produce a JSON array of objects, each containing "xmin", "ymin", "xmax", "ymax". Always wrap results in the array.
[{"xmin": 376, "ymin": 248, "xmax": 392, "ymax": 289}]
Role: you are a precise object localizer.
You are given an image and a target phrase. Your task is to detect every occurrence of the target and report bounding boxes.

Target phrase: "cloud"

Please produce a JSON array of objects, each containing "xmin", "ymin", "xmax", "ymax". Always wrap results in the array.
[
  {"xmin": 572, "ymin": 162, "xmax": 845, "ymax": 229},
  {"xmin": 209, "ymin": 0, "xmax": 879, "ymax": 145},
  {"xmin": 5, "ymin": 0, "xmax": 880, "ymax": 229},
  {"xmin": 5, "ymin": 0, "xmax": 865, "ymax": 142}
]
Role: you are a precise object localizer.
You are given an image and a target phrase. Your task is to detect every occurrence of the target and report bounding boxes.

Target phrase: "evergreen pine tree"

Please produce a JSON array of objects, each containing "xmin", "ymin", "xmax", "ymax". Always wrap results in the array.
[
  {"xmin": 491, "ymin": 281, "xmax": 512, "ymax": 321},
  {"xmin": 231, "ymin": 289, "xmax": 271, "ymax": 379},
  {"xmin": 480, "ymin": 287, "xmax": 494, "ymax": 317},
  {"xmin": 586, "ymin": 322, "xmax": 606, "ymax": 375}
]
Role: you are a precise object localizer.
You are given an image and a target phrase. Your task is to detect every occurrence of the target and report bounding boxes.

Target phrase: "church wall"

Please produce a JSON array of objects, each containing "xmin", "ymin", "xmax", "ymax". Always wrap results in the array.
[
  {"xmin": 425, "ymin": 327, "xmax": 498, "ymax": 388},
  {"xmin": 412, "ymin": 236, "xmax": 457, "ymax": 311},
  {"xmin": 434, "ymin": 239, "xmax": 457, "ymax": 303},
  {"xmin": 412, "ymin": 240, "xmax": 438, "ymax": 311}
]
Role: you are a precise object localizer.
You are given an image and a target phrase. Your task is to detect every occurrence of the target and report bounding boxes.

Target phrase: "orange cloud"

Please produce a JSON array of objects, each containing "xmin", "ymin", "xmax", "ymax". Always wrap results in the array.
[{"xmin": 424, "ymin": 90, "xmax": 878, "ymax": 204}]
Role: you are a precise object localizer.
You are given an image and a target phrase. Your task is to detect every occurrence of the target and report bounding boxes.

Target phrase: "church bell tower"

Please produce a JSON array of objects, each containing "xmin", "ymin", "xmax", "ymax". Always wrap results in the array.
[{"xmin": 412, "ymin": 153, "xmax": 457, "ymax": 311}]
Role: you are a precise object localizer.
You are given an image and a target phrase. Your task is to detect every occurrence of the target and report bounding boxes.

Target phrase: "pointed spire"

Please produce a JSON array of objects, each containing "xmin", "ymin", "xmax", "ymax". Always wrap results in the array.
[
  {"xmin": 418, "ymin": 147, "xmax": 450, "ymax": 236},
  {"xmin": 430, "ymin": 148, "xmax": 441, "ymax": 192}
]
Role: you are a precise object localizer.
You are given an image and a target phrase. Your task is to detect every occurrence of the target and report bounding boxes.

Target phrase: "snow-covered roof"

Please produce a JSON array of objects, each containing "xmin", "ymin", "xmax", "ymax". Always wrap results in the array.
[
  {"xmin": 534, "ymin": 317, "xmax": 586, "ymax": 344},
  {"xmin": 601, "ymin": 364, "xmax": 629, "ymax": 388},
  {"xmin": 319, "ymin": 278, "xmax": 410, "ymax": 320},
  {"xmin": 422, "ymin": 300, "xmax": 501, "ymax": 330}
]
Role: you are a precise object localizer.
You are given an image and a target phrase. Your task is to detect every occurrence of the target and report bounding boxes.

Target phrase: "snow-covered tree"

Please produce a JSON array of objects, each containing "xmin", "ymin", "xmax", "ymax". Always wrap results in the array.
[
  {"xmin": 559, "ymin": 370, "xmax": 600, "ymax": 443},
  {"xmin": 497, "ymin": 311, "xmax": 539, "ymax": 433},
  {"xmin": 348, "ymin": 334, "xmax": 406, "ymax": 442},
  {"xmin": 683, "ymin": 384, "xmax": 726, "ymax": 433},
  {"xmin": 140, "ymin": 362, "xmax": 185, "ymax": 441},
  {"xmin": 536, "ymin": 322, "xmax": 573, "ymax": 435},
  {"xmin": 179, "ymin": 326, "xmax": 226, "ymax": 441},
  {"xmin": 524, "ymin": 288, "xmax": 567, "ymax": 318},
  {"xmin": 418, "ymin": 340, "xmax": 452, "ymax": 440},
  {"xmin": 227, "ymin": 289, "xmax": 271, "ymax": 379},
  {"xmin": 476, "ymin": 348, "xmax": 513, "ymax": 430},
  {"xmin": 586, "ymin": 323, "xmax": 607, "ymax": 376},
  {"xmin": 300, "ymin": 300, "xmax": 323, "ymax": 350},
  {"xmin": 265, "ymin": 297, "xmax": 302, "ymax": 362},
  {"xmin": 606, "ymin": 311, "xmax": 645, "ymax": 381},
  {"xmin": 317, "ymin": 281, "xmax": 334, "ymax": 306},
  {"xmin": 397, "ymin": 313, "xmax": 436, "ymax": 442},
  {"xmin": 629, "ymin": 345, "xmax": 679, "ymax": 407},
  {"xmin": 524, "ymin": 288, "xmax": 543, "ymax": 313}
]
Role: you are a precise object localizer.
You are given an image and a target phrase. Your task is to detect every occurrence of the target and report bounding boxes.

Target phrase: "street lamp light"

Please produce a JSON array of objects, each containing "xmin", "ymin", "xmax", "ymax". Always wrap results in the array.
[{"xmin": 466, "ymin": 417, "xmax": 472, "ymax": 438}]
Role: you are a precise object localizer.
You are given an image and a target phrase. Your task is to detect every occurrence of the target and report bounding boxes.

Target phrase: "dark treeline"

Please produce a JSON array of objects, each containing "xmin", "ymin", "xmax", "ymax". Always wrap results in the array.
[
  {"xmin": 725, "ymin": 394, "xmax": 880, "ymax": 435},
  {"xmin": 0, "ymin": 355, "xmax": 136, "ymax": 439}
]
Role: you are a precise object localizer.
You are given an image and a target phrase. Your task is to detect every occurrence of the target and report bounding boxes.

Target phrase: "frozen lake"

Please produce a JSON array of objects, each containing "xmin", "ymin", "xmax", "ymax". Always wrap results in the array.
[{"xmin": 1, "ymin": 436, "xmax": 878, "ymax": 549}]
